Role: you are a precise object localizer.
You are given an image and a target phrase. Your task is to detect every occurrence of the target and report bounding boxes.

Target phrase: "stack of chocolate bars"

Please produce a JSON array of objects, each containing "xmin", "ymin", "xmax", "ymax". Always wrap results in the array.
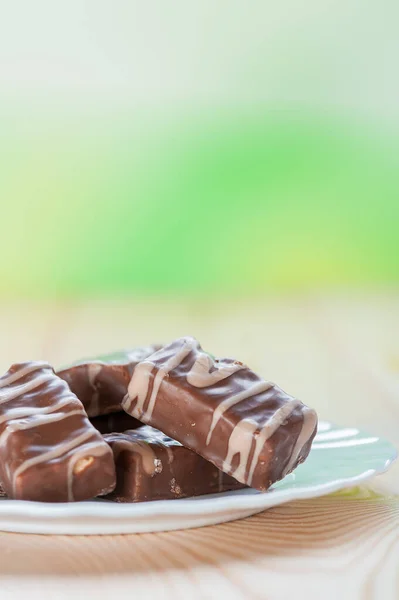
[{"xmin": 0, "ymin": 337, "xmax": 317, "ymax": 503}]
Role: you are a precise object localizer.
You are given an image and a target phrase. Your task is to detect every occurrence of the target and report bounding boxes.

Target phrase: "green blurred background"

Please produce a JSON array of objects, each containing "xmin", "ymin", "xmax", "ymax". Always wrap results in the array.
[{"xmin": 1, "ymin": 1, "xmax": 398, "ymax": 299}]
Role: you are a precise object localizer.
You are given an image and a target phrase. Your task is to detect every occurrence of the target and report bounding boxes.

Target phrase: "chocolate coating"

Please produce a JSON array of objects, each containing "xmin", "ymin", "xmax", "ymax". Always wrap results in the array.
[
  {"xmin": 105, "ymin": 426, "xmax": 245, "ymax": 502},
  {"xmin": 58, "ymin": 346, "xmax": 161, "ymax": 417},
  {"xmin": 0, "ymin": 362, "xmax": 116, "ymax": 502},
  {"xmin": 122, "ymin": 337, "xmax": 318, "ymax": 491},
  {"xmin": 90, "ymin": 412, "xmax": 142, "ymax": 434}
]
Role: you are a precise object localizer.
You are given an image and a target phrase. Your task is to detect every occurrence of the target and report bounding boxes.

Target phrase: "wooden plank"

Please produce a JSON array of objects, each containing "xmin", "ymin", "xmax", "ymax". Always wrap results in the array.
[{"xmin": 0, "ymin": 493, "xmax": 397, "ymax": 599}]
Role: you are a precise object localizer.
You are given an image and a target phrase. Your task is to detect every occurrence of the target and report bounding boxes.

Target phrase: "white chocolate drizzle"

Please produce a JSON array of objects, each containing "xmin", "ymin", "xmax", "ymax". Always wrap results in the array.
[
  {"xmin": 125, "ymin": 337, "xmax": 196, "ymax": 420},
  {"xmin": 130, "ymin": 441, "xmax": 158, "ymax": 476},
  {"xmin": 124, "ymin": 338, "xmax": 317, "ymax": 486},
  {"xmin": 87, "ymin": 363, "xmax": 103, "ymax": 416},
  {"xmin": 109, "ymin": 437, "xmax": 158, "ymax": 476},
  {"xmin": 0, "ymin": 361, "xmax": 113, "ymax": 501},
  {"xmin": 218, "ymin": 469, "xmax": 224, "ymax": 492},
  {"xmin": 12, "ymin": 429, "xmax": 96, "ymax": 497},
  {"xmin": 282, "ymin": 406, "xmax": 318, "ymax": 476},
  {"xmin": 247, "ymin": 399, "xmax": 300, "ymax": 484},
  {"xmin": 0, "ymin": 397, "xmax": 80, "ymax": 427},
  {"xmin": 124, "ymin": 362, "xmax": 153, "ymax": 416},
  {"xmin": 0, "ymin": 409, "xmax": 84, "ymax": 447},
  {"xmin": 0, "ymin": 373, "xmax": 54, "ymax": 404},
  {"xmin": 206, "ymin": 380, "xmax": 273, "ymax": 445},
  {"xmin": 223, "ymin": 420, "xmax": 258, "ymax": 481},
  {"xmin": 187, "ymin": 353, "xmax": 245, "ymax": 388},
  {"xmin": 0, "ymin": 362, "xmax": 49, "ymax": 389},
  {"xmin": 165, "ymin": 445, "xmax": 174, "ymax": 465}
]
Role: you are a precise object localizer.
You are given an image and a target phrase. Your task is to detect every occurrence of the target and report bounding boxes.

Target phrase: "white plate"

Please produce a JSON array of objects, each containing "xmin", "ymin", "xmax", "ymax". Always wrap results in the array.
[{"xmin": 0, "ymin": 420, "xmax": 396, "ymax": 535}]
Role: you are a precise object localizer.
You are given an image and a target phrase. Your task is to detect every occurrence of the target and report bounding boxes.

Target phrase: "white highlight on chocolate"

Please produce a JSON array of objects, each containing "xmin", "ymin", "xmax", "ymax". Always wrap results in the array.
[
  {"xmin": 187, "ymin": 353, "xmax": 245, "ymax": 388},
  {"xmin": 282, "ymin": 406, "xmax": 318, "ymax": 476},
  {"xmin": 0, "ymin": 373, "xmax": 55, "ymax": 404},
  {"xmin": 0, "ymin": 362, "xmax": 49, "ymax": 389},
  {"xmin": 206, "ymin": 380, "xmax": 273, "ymax": 445}
]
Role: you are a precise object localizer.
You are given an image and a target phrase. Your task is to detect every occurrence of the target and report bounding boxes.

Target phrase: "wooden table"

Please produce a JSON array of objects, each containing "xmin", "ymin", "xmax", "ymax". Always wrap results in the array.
[{"xmin": 0, "ymin": 291, "xmax": 398, "ymax": 600}]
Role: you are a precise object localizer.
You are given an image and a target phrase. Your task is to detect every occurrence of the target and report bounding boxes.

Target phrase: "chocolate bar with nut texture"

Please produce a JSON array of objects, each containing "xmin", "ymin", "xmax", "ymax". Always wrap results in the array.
[
  {"xmin": 122, "ymin": 337, "xmax": 318, "ymax": 491},
  {"xmin": 90, "ymin": 411, "xmax": 142, "ymax": 434},
  {"xmin": 105, "ymin": 426, "xmax": 245, "ymax": 502},
  {"xmin": 58, "ymin": 345, "xmax": 161, "ymax": 417},
  {"xmin": 0, "ymin": 362, "xmax": 116, "ymax": 502}
]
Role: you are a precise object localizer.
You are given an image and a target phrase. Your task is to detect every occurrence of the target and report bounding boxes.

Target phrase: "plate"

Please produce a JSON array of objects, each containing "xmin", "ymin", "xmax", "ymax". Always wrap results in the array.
[{"xmin": 0, "ymin": 421, "xmax": 396, "ymax": 535}]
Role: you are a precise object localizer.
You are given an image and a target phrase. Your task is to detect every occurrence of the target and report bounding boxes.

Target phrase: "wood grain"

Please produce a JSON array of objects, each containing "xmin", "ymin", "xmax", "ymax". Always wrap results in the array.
[{"xmin": 0, "ymin": 291, "xmax": 397, "ymax": 600}]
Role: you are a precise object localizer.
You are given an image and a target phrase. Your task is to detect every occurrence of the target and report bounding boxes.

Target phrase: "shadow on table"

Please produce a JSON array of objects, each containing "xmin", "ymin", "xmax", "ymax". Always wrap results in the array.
[{"xmin": 0, "ymin": 492, "xmax": 397, "ymax": 577}]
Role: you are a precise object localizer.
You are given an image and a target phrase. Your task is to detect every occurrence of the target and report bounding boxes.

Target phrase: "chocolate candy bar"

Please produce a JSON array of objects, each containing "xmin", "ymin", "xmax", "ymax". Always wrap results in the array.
[
  {"xmin": 58, "ymin": 345, "xmax": 161, "ymax": 417},
  {"xmin": 122, "ymin": 337, "xmax": 318, "ymax": 491},
  {"xmin": 0, "ymin": 362, "xmax": 116, "ymax": 502},
  {"xmin": 90, "ymin": 411, "xmax": 142, "ymax": 434},
  {"xmin": 104, "ymin": 426, "xmax": 245, "ymax": 502}
]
